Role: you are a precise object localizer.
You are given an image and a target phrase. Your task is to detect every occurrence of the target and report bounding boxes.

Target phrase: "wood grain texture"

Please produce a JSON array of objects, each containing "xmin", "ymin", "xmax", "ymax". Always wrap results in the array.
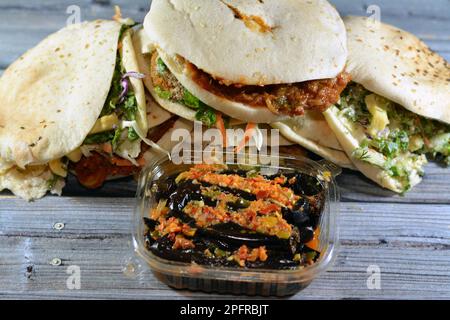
[
  {"xmin": 0, "ymin": 0, "xmax": 449, "ymax": 300},
  {"xmin": 1, "ymin": 198, "xmax": 449, "ymax": 300},
  {"xmin": 338, "ymin": 163, "xmax": 450, "ymax": 204}
]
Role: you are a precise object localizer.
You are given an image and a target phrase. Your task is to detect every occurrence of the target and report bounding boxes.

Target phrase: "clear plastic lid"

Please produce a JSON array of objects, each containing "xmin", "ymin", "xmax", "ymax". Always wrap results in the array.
[{"xmin": 132, "ymin": 151, "xmax": 340, "ymax": 295}]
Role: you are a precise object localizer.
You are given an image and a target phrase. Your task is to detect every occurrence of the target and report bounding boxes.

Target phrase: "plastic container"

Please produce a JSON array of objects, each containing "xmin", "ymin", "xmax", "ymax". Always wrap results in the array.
[{"xmin": 132, "ymin": 151, "xmax": 340, "ymax": 296}]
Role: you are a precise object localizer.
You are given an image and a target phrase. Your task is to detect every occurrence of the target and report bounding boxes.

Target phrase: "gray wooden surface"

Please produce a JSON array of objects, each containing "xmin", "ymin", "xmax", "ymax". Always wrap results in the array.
[{"xmin": 0, "ymin": 0, "xmax": 449, "ymax": 300}]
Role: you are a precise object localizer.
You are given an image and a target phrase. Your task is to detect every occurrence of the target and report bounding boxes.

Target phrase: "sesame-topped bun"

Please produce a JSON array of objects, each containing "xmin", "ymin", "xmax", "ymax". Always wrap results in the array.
[{"xmin": 345, "ymin": 16, "xmax": 450, "ymax": 124}]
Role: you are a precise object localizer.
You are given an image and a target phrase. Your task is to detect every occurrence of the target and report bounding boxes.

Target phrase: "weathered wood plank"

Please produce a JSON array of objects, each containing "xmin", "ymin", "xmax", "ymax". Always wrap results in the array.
[
  {"xmin": 1, "ymin": 244, "xmax": 449, "ymax": 300},
  {"xmin": 2, "ymin": 161, "xmax": 449, "ymax": 204},
  {"xmin": 338, "ymin": 163, "xmax": 450, "ymax": 204},
  {"xmin": 2, "ymin": 198, "xmax": 449, "ymax": 244},
  {"xmin": 1, "ymin": 198, "xmax": 449, "ymax": 299}
]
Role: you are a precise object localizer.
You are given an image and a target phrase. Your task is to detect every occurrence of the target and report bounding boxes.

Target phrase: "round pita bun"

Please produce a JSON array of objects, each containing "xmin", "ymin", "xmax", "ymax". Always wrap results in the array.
[
  {"xmin": 132, "ymin": 29, "xmax": 251, "ymax": 125},
  {"xmin": 275, "ymin": 112, "xmax": 343, "ymax": 151},
  {"xmin": 345, "ymin": 16, "xmax": 450, "ymax": 124},
  {"xmin": 144, "ymin": 0, "xmax": 347, "ymax": 85},
  {"xmin": 0, "ymin": 20, "xmax": 122, "ymax": 168},
  {"xmin": 132, "ymin": 29, "xmax": 223, "ymax": 123},
  {"xmin": 271, "ymin": 115, "xmax": 356, "ymax": 170}
]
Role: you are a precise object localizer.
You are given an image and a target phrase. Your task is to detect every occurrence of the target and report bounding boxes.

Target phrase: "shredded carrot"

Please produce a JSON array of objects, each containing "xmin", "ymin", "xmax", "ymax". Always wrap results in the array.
[
  {"xmin": 110, "ymin": 157, "xmax": 134, "ymax": 167},
  {"xmin": 259, "ymin": 247, "xmax": 268, "ymax": 262},
  {"xmin": 305, "ymin": 228, "xmax": 321, "ymax": 251},
  {"xmin": 137, "ymin": 156, "xmax": 147, "ymax": 167},
  {"xmin": 235, "ymin": 123, "xmax": 256, "ymax": 153},
  {"xmin": 259, "ymin": 203, "xmax": 280, "ymax": 215},
  {"xmin": 102, "ymin": 143, "xmax": 112, "ymax": 154},
  {"xmin": 215, "ymin": 112, "xmax": 227, "ymax": 148},
  {"xmin": 110, "ymin": 154, "xmax": 147, "ymax": 167}
]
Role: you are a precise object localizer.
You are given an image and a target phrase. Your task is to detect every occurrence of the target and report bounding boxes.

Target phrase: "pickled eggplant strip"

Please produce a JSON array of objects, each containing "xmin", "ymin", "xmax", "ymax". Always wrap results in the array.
[{"xmin": 144, "ymin": 164, "xmax": 325, "ymax": 270}]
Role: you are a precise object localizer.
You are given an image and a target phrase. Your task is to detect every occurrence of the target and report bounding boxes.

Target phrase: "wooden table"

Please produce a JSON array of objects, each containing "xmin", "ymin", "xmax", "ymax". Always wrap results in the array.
[{"xmin": 1, "ymin": 0, "xmax": 449, "ymax": 300}]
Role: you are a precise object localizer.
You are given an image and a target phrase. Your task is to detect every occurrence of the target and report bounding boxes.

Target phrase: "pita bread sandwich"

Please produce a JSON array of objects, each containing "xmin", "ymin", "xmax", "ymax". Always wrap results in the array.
[
  {"xmin": 133, "ymin": 27, "xmax": 295, "ymax": 151},
  {"xmin": 272, "ymin": 112, "xmax": 356, "ymax": 170},
  {"xmin": 142, "ymin": 0, "xmax": 351, "ymax": 124},
  {"xmin": 0, "ymin": 18, "xmax": 167, "ymax": 200},
  {"xmin": 324, "ymin": 16, "xmax": 450, "ymax": 193}
]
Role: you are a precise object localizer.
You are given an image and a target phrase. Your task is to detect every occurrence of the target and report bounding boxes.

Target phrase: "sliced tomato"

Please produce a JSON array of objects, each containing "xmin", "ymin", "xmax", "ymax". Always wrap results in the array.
[
  {"xmin": 259, "ymin": 203, "xmax": 280, "ymax": 215},
  {"xmin": 256, "ymin": 189, "xmax": 270, "ymax": 199},
  {"xmin": 74, "ymin": 153, "xmax": 109, "ymax": 189},
  {"xmin": 215, "ymin": 112, "xmax": 227, "ymax": 147}
]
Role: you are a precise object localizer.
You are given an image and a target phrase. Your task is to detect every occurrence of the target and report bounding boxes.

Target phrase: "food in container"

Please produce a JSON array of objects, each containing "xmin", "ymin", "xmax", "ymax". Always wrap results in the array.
[{"xmin": 133, "ymin": 152, "xmax": 340, "ymax": 296}]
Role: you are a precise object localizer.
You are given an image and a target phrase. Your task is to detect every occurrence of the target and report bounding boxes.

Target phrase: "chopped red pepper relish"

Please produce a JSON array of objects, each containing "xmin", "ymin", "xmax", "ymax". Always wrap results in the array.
[{"xmin": 144, "ymin": 164, "xmax": 324, "ymax": 270}]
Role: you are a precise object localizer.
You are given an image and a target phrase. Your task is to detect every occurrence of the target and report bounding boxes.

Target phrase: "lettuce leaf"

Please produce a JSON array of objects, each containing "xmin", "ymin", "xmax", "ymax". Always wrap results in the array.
[{"xmin": 84, "ymin": 131, "xmax": 115, "ymax": 145}]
